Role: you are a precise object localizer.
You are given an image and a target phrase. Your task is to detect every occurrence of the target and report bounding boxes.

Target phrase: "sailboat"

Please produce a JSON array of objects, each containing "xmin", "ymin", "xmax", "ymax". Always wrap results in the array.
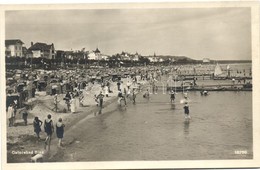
[
  {"xmin": 214, "ymin": 63, "xmax": 222, "ymax": 76},
  {"xmin": 213, "ymin": 63, "xmax": 227, "ymax": 80}
]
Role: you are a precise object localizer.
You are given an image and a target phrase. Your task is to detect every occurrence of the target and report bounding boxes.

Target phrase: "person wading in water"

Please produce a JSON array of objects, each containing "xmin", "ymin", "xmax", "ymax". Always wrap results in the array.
[
  {"xmin": 170, "ymin": 90, "xmax": 175, "ymax": 103},
  {"xmin": 118, "ymin": 89, "xmax": 127, "ymax": 107},
  {"xmin": 97, "ymin": 91, "xmax": 105, "ymax": 114}
]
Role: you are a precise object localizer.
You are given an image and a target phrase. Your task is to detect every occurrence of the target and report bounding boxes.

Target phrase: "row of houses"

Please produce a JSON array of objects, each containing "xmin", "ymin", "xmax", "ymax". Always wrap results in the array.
[
  {"xmin": 5, "ymin": 39, "xmax": 55, "ymax": 59},
  {"xmin": 5, "ymin": 39, "xmax": 176, "ymax": 63}
]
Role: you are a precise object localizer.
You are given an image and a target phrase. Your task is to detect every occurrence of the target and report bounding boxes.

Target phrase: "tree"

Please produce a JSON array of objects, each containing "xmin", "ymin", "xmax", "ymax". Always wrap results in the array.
[{"xmin": 139, "ymin": 56, "xmax": 150, "ymax": 65}]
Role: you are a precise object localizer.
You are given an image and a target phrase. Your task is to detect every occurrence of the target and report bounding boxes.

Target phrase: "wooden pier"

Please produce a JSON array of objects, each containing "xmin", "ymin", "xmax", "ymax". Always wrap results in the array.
[{"xmin": 155, "ymin": 83, "xmax": 252, "ymax": 92}]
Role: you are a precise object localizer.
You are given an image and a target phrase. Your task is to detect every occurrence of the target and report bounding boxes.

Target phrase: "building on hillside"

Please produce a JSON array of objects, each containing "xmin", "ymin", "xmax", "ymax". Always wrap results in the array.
[
  {"xmin": 101, "ymin": 54, "xmax": 109, "ymax": 60},
  {"xmin": 5, "ymin": 39, "xmax": 24, "ymax": 57},
  {"xmin": 159, "ymin": 58, "xmax": 165, "ymax": 62},
  {"xmin": 88, "ymin": 51, "xmax": 97, "ymax": 60},
  {"xmin": 56, "ymin": 50, "xmax": 65, "ymax": 61},
  {"xmin": 88, "ymin": 48, "xmax": 102, "ymax": 60},
  {"xmin": 130, "ymin": 52, "xmax": 140, "ymax": 61},
  {"xmin": 64, "ymin": 51, "xmax": 73, "ymax": 60},
  {"xmin": 73, "ymin": 51, "xmax": 85, "ymax": 60},
  {"xmin": 27, "ymin": 42, "xmax": 55, "ymax": 59},
  {"xmin": 148, "ymin": 52, "xmax": 159, "ymax": 62},
  {"xmin": 203, "ymin": 58, "xmax": 211, "ymax": 63},
  {"xmin": 120, "ymin": 51, "xmax": 131, "ymax": 61},
  {"xmin": 148, "ymin": 56, "xmax": 158, "ymax": 62}
]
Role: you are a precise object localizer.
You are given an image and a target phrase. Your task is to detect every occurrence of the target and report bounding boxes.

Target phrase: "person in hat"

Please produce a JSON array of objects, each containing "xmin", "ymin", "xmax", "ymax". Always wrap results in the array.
[
  {"xmin": 182, "ymin": 93, "xmax": 191, "ymax": 120},
  {"xmin": 183, "ymin": 102, "xmax": 191, "ymax": 120},
  {"xmin": 170, "ymin": 90, "xmax": 175, "ymax": 103}
]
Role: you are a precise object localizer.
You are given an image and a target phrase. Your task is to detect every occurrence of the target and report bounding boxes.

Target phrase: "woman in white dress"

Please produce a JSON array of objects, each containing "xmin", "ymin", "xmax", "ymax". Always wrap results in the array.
[{"xmin": 70, "ymin": 97, "xmax": 76, "ymax": 113}]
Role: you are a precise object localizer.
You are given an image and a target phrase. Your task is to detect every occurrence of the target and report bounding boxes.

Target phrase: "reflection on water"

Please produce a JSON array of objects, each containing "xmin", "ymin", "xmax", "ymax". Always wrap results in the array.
[
  {"xmin": 184, "ymin": 120, "xmax": 190, "ymax": 136},
  {"xmin": 98, "ymin": 116, "xmax": 108, "ymax": 130},
  {"xmin": 171, "ymin": 103, "xmax": 176, "ymax": 110},
  {"xmin": 117, "ymin": 105, "xmax": 127, "ymax": 113}
]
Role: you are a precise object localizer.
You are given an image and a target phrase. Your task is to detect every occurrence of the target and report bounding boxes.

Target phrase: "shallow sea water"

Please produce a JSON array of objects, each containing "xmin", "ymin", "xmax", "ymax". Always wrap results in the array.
[{"xmin": 60, "ymin": 90, "xmax": 252, "ymax": 161}]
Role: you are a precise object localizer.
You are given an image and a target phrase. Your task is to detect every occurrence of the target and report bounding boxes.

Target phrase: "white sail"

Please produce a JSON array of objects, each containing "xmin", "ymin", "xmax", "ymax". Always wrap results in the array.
[
  {"xmin": 227, "ymin": 64, "xmax": 230, "ymax": 70},
  {"xmin": 214, "ymin": 63, "xmax": 222, "ymax": 76}
]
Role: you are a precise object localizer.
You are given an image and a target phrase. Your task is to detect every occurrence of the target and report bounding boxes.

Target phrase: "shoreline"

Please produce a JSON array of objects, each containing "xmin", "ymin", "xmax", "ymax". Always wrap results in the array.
[{"xmin": 6, "ymin": 79, "xmax": 148, "ymax": 163}]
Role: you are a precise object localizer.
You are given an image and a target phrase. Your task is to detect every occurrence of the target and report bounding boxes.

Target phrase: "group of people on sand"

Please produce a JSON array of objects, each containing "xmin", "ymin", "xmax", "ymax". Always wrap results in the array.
[
  {"xmin": 7, "ymin": 101, "xmax": 29, "ymax": 127},
  {"xmin": 117, "ymin": 85, "xmax": 138, "ymax": 107},
  {"xmin": 33, "ymin": 114, "xmax": 65, "ymax": 149},
  {"xmin": 63, "ymin": 91, "xmax": 77, "ymax": 113}
]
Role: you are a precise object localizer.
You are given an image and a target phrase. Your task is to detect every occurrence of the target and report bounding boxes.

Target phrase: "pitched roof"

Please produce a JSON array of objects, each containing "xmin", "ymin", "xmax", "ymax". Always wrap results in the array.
[
  {"xmin": 28, "ymin": 42, "xmax": 54, "ymax": 51},
  {"xmin": 5, "ymin": 39, "xmax": 24, "ymax": 46},
  {"xmin": 94, "ymin": 48, "xmax": 100, "ymax": 53}
]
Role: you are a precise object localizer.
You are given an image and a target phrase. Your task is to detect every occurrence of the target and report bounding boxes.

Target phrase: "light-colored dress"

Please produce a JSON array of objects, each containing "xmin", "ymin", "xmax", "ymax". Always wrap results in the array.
[
  {"xmin": 70, "ymin": 98, "xmax": 76, "ymax": 113},
  {"xmin": 7, "ymin": 106, "xmax": 14, "ymax": 119}
]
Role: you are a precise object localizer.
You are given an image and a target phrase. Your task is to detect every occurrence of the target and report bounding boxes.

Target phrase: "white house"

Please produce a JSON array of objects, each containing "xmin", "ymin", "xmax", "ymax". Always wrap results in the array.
[
  {"xmin": 27, "ymin": 42, "xmax": 55, "ymax": 59},
  {"xmin": 203, "ymin": 58, "xmax": 210, "ymax": 63},
  {"xmin": 5, "ymin": 39, "xmax": 24, "ymax": 57},
  {"xmin": 87, "ymin": 48, "xmax": 104, "ymax": 60},
  {"xmin": 132, "ymin": 52, "xmax": 140, "ymax": 61},
  {"xmin": 159, "ymin": 58, "xmax": 164, "ymax": 62},
  {"xmin": 120, "ymin": 51, "xmax": 131, "ymax": 61},
  {"xmin": 148, "ymin": 57, "xmax": 158, "ymax": 62},
  {"xmin": 88, "ymin": 51, "xmax": 97, "ymax": 60}
]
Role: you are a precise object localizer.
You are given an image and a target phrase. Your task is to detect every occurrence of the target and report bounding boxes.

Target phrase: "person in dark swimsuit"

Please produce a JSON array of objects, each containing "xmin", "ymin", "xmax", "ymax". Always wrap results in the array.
[
  {"xmin": 170, "ymin": 90, "xmax": 175, "ymax": 103},
  {"xmin": 33, "ymin": 117, "xmax": 43, "ymax": 140},
  {"xmin": 56, "ymin": 118, "xmax": 65, "ymax": 147},
  {"xmin": 183, "ymin": 102, "xmax": 191, "ymax": 120},
  {"xmin": 44, "ymin": 114, "xmax": 54, "ymax": 150}
]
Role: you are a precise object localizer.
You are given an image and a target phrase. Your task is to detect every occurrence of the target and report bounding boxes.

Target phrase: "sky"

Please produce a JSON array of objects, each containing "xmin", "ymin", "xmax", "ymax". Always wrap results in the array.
[{"xmin": 5, "ymin": 7, "xmax": 251, "ymax": 60}]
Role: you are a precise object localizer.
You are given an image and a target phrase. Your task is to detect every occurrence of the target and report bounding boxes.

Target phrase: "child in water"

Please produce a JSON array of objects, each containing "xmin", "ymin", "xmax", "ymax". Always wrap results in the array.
[
  {"xmin": 183, "ymin": 102, "xmax": 191, "ymax": 120},
  {"xmin": 170, "ymin": 90, "xmax": 175, "ymax": 103}
]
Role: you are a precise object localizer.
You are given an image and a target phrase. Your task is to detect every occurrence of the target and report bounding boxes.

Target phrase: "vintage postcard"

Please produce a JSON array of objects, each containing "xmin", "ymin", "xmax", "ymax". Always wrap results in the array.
[{"xmin": 1, "ymin": 2, "xmax": 259, "ymax": 169}]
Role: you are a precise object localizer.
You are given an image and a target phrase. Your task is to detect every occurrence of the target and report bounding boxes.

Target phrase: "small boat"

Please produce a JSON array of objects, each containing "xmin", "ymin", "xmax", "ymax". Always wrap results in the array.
[{"xmin": 213, "ymin": 63, "xmax": 227, "ymax": 80}]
